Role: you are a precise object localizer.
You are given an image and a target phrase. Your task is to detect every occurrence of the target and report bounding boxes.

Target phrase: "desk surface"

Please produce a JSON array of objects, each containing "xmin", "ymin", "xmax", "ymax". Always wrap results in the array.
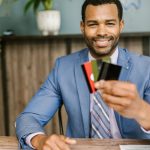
[{"xmin": 0, "ymin": 136, "xmax": 150, "ymax": 150}]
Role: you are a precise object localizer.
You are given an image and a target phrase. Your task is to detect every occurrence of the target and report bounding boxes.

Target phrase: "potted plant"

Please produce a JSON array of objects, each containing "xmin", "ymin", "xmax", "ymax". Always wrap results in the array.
[{"xmin": 24, "ymin": 0, "xmax": 61, "ymax": 35}]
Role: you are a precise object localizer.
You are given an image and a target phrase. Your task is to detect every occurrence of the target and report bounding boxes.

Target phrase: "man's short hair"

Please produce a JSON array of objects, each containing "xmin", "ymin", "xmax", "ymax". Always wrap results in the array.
[{"xmin": 81, "ymin": 0, "xmax": 123, "ymax": 22}]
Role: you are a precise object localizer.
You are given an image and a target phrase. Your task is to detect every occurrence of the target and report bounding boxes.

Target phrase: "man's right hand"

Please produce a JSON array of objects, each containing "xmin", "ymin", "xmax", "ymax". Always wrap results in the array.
[{"xmin": 31, "ymin": 134, "xmax": 77, "ymax": 150}]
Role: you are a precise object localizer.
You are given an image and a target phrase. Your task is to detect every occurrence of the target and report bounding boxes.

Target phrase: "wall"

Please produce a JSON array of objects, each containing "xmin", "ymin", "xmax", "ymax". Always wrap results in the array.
[{"xmin": 0, "ymin": 0, "xmax": 150, "ymax": 35}]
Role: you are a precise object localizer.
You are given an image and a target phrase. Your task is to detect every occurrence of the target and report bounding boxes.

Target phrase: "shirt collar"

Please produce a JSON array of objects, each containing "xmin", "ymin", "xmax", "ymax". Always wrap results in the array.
[{"xmin": 88, "ymin": 47, "xmax": 118, "ymax": 65}]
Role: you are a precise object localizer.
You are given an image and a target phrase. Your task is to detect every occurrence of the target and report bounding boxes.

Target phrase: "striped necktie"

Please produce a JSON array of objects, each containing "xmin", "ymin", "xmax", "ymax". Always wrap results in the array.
[
  {"xmin": 90, "ymin": 91, "xmax": 112, "ymax": 138},
  {"xmin": 90, "ymin": 57, "xmax": 112, "ymax": 138}
]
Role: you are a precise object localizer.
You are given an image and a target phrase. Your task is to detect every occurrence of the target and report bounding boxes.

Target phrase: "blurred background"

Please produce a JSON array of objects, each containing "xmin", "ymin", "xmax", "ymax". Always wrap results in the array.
[
  {"xmin": 0, "ymin": 0, "xmax": 150, "ymax": 136},
  {"xmin": 0, "ymin": 0, "xmax": 150, "ymax": 35}
]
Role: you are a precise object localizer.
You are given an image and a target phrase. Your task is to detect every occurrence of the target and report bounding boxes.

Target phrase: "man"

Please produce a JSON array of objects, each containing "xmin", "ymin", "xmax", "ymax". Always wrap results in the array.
[{"xmin": 16, "ymin": 0, "xmax": 150, "ymax": 149}]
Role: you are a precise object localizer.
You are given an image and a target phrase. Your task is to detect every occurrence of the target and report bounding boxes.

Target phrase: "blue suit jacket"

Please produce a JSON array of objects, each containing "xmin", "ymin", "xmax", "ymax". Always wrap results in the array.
[{"xmin": 16, "ymin": 48, "xmax": 150, "ymax": 149}]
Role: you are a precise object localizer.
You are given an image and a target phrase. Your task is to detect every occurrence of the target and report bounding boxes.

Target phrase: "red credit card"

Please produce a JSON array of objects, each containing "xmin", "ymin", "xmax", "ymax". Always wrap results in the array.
[
  {"xmin": 82, "ymin": 60, "xmax": 122, "ymax": 93},
  {"xmin": 81, "ymin": 61, "xmax": 96, "ymax": 93}
]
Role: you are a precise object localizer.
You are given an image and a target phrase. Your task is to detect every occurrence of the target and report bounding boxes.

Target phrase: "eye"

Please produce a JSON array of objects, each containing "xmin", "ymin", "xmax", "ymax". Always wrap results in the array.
[
  {"xmin": 107, "ymin": 22, "xmax": 116, "ymax": 26},
  {"xmin": 88, "ymin": 23, "xmax": 98, "ymax": 28}
]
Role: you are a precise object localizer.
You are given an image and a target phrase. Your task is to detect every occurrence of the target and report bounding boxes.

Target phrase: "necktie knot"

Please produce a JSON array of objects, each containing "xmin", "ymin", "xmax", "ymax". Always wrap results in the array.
[
  {"xmin": 91, "ymin": 56, "xmax": 111, "ymax": 82},
  {"xmin": 102, "ymin": 56, "xmax": 111, "ymax": 63}
]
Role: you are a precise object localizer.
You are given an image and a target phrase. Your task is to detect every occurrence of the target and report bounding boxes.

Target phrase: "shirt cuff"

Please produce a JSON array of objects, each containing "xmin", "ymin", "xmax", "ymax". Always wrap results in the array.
[
  {"xmin": 141, "ymin": 127, "xmax": 150, "ymax": 134},
  {"xmin": 26, "ymin": 132, "xmax": 45, "ymax": 149}
]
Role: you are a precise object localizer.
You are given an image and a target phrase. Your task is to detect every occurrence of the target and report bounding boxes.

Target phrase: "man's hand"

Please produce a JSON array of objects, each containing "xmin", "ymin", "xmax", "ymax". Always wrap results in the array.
[
  {"xmin": 31, "ymin": 134, "xmax": 76, "ymax": 150},
  {"xmin": 95, "ymin": 80, "xmax": 150, "ymax": 130}
]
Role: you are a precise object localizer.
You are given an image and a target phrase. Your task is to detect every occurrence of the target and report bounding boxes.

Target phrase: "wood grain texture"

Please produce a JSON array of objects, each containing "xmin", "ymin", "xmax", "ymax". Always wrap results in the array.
[
  {"xmin": 0, "ymin": 53, "xmax": 5, "ymax": 135},
  {"xmin": 4, "ymin": 39, "xmax": 67, "ymax": 135},
  {"xmin": 0, "ymin": 136, "xmax": 18, "ymax": 150},
  {"xmin": 70, "ymin": 139, "xmax": 150, "ymax": 150},
  {"xmin": 0, "ymin": 136, "xmax": 150, "ymax": 150},
  {"xmin": 119, "ymin": 37, "xmax": 143, "ymax": 54}
]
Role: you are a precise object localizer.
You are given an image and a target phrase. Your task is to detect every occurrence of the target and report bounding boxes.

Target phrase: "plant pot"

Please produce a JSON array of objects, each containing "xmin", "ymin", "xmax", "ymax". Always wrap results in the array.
[{"xmin": 37, "ymin": 10, "xmax": 61, "ymax": 36}]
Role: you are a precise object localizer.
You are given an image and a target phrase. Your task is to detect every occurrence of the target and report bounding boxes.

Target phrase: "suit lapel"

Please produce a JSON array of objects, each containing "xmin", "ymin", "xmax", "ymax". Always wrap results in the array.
[
  {"xmin": 117, "ymin": 48, "xmax": 133, "ymax": 81},
  {"xmin": 74, "ymin": 49, "xmax": 90, "ymax": 137}
]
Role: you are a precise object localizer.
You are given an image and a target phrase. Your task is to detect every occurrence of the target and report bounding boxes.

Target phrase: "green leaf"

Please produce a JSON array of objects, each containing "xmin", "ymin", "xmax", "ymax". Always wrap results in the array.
[
  {"xmin": 24, "ymin": 0, "xmax": 53, "ymax": 13},
  {"xmin": 33, "ymin": 0, "xmax": 41, "ymax": 12},
  {"xmin": 42, "ymin": 0, "xmax": 53, "ymax": 10},
  {"xmin": 0, "ymin": 0, "xmax": 3, "ymax": 5},
  {"xmin": 24, "ymin": 0, "xmax": 35, "ymax": 13}
]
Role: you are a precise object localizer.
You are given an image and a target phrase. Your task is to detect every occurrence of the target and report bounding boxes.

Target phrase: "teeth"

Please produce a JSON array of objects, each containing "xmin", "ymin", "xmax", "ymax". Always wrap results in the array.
[{"xmin": 95, "ymin": 40, "xmax": 109, "ymax": 47}]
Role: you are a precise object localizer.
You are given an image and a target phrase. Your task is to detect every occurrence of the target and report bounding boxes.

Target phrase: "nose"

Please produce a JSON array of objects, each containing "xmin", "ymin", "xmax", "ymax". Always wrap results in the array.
[{"xmin": 96, "ymin": 24, "xmax": 107, "ymax": 37}]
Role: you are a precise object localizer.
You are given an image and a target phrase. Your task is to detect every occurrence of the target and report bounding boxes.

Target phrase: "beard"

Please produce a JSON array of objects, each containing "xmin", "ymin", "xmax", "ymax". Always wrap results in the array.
[{"xmin": 84, "ymin": 34, "xmax": 119, "ymax": 58}]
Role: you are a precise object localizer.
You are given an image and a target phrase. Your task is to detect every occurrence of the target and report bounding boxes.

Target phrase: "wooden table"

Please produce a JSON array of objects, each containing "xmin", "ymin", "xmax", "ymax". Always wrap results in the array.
[
  {"xmin": 0, "ymin": 136, "xmax": 150, "ymax": 150},
  {"xmin": 0, "ymin": 136, "xmax": 18, "ymax": 150}
]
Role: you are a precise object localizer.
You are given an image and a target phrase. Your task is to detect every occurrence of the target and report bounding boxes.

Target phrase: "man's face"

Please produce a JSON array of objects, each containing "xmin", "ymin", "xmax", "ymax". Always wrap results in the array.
[{"xmin": 80, "ymin": 4, "xmax": 124, "ymax": 59}]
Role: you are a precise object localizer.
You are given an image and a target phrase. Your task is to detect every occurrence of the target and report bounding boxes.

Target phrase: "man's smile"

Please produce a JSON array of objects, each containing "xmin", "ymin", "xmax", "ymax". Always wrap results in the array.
[{"xmin": 93, "ymin": 38, "xmax": 112, "ymax": 47}]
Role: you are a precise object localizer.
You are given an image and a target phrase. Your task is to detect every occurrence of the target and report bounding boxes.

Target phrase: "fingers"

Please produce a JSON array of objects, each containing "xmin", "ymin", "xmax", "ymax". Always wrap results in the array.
[
  {"xmin": 64, "ymin": 137, "xmax": 77, "ymax": 145},
  {"xmin": 43, "ymin": 142, "xmax": 59, "ymax": 150},
  {"xmin": 59, "ymin": 135, "xmax": 76, "ymax": 144},
  {"xmin": 56, "ymin": 135, "xmax": 76, "ymax": 150},
  {"xmin": 94, "ymin": 80, "xmax": 142, "ymax": 119},
  {"xmin": 95, "ymin": 80, "xmax": 138, "ymax": 98},
  {"xmin": 56, "ymin": 140, "xmax": 70, "ymax": 150},
  {"xmin": 95, "ymin": 80, "xmax": 129, "ymax": 91},
  {"xmin": 94, "ymin": 80, "xmax": 139, "ymax": 109},
  {"xmin": 107, "ymin": 102, "xmax": 124, "ymax": 113},
  {"xmin": 102, "ymin": 93, "xmax": 132, "ymax": 107},
  {"xmin": 42, "ymin": 134, "xmax": 76, "ymax": 150}
]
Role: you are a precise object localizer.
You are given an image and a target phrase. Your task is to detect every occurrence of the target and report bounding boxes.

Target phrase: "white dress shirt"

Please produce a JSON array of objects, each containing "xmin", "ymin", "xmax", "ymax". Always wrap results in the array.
[{"xmin": 89, "ymin": 47, "xmax": 121, "ymax": 138}]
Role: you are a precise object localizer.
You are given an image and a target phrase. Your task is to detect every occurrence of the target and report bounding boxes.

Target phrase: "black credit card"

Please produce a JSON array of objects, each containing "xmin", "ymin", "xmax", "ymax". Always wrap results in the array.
[{"xmin": 98, "ymin": 62, "xmax": 122, "ymax": 80}]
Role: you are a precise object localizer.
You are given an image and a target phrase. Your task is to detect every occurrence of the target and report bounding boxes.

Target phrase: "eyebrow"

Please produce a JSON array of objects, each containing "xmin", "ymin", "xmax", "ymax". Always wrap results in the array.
[
  {"xmin": 105, "ymin": 19, "xmax": 117, "ymax": 22},
  {"xmin": 86, "ymin": 20, "xmax": 98, "ymax": 23},
  {"xmin": 86, "ymin": 19, "xmax": 117, "ymax": 23}
]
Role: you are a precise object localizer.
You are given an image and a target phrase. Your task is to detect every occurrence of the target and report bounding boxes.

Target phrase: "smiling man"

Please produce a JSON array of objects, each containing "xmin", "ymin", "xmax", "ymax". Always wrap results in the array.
[
  {"xmin": 80, "ymin": 2, "xmax": 124, "ymax": 58},
  {"xmin": 16, "ymin": 0, "xmax": 150, "ymax": 150}
]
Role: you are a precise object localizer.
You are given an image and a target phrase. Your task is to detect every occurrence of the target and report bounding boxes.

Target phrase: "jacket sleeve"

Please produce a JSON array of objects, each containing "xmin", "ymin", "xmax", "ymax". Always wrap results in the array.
[
  {"xmin": 140, "ymin": 68, "xmax": 150, "ymax": 138},
  {"xmin": 16, "ymin": 58, "xmax": 63, "ymax": 149}
]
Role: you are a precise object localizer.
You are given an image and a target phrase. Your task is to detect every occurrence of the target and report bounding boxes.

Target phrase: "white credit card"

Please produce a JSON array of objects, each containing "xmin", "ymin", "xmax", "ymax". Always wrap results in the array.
[{"xmin": 120, "ymin": 145, "xmax": 150, "ymax": 150}]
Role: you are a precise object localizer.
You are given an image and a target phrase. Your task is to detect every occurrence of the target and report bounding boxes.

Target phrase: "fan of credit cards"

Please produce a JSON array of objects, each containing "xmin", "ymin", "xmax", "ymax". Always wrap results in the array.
[{"xmin": 82, "ymin": 59, "xmax": 122, "ymax": 93}]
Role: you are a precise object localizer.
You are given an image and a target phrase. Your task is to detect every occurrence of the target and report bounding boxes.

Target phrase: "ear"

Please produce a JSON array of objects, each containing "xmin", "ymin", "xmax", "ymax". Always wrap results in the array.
[
  {"xmin": 119, "ymin": 20, "xmax": 124, "ymax": 32},
  {"xmin": 80, "ymin": 21, "xmax": 85, "ymax": 33}
]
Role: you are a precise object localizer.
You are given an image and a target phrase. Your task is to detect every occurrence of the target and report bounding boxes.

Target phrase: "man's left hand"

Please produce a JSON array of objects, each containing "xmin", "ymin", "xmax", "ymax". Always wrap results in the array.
[{"xmin": 95, "ymin": 80, "xmax": 150, "ymax": 130}]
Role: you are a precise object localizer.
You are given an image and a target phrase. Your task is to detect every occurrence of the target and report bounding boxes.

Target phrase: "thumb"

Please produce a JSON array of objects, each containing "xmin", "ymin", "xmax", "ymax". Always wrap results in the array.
[{"xmin": 65, "ymin": 137, "xmax": 77, "ymax": 144}]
